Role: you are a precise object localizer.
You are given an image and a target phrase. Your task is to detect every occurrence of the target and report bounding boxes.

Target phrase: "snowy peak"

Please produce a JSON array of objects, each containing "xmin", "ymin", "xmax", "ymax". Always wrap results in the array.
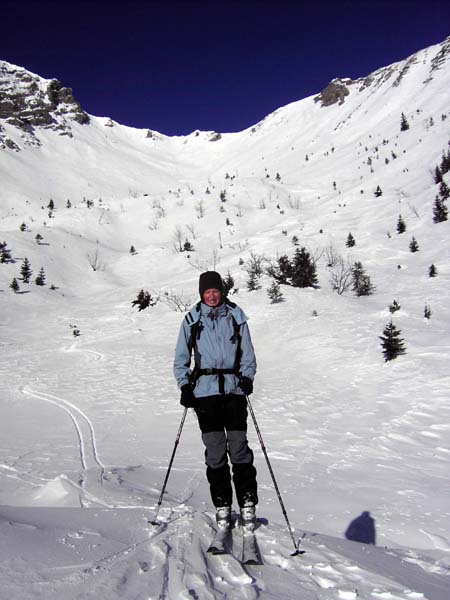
[
  {"xmin": 314, "ymin": 35, "xmax": 450, "ymax": 107},
  {"xmin": 0, "ymin": 60, "xmax": 89, "ymax": 149},
  {"xmin": 0, "ymin": 35, "xmax": 449, "ymax": 203}
]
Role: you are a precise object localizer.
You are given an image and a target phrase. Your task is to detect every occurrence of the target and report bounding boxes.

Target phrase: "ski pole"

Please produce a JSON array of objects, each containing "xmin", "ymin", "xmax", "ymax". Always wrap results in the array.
[
  {"xmin": 150, "ymin": 406, "xmax": 188, "ymax": 526},
  {"xmin": 246, "ymin": 396, "xmax": 304, "ymax": 556}
]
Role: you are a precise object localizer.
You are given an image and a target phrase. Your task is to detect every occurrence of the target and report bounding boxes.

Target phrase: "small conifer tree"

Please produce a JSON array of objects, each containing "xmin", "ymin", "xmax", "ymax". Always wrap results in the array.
[
  {"xmin": 439, "ymin": 181, "xmax": 450, "ymax": 200},
  {"xmin": 10, "ymin": 277, "xmax": 20, "ymax": 293},
  {"xmin": 346, "ymin": 233, "xmax": 356, "ymax": 248},
  {"xmin": 35, "ymin": 267, "xmax": 46, "ymax": 286},
  {"xmin": 291, "ymin": 247, "xmax": 318, "ymax": 288},
  {"xmin": 429, "ymin": 264, "xmax": 437, "ymax": 277},
  {"xmin": 223, "ymin": 271, "xmax": 235, "ymax": 297},
  {"xmin": 396, "ymin": 214, "xmax": 406, "ymax": 234},
  {"xmin": 275, "ymin": 254, "xmax": 294, "ymax": 285},
  {"xmin": 432, "ymin": 195, "xmax": 448, "ymax": 223},
  {"xmin": 409, "ymin": 237, "xmax": 419, "ymax": 252},
  {"xmin": 20, "ymin": 257, "xmax": 32, "ymax": 283},
  {"xmin": 267, "ymin": 281, "xmax": 284, "ymax": 303},
  {"xmin": 0, "ymin": 241, "xmax": 12, "ymax": 263},
  {"xmin": 352, "ymin": 261, "xmax": 375, "ymax": 296},
  {"xmin": 434, "ymin": 165, "xmax": 443, "ymax": 184},
  {"xmin": 400, "ymin": 112, "xmax": 410, "ymax": 131},
  {"xmin": 246, "ymin": 271, "xmax": 261, "ymax": 291},
  {"xmin": 440, "ymin": 149, "xmax": 450, "ymax": 174},
  {"xmin": 379, "ymin": 320, "xmax": 406, "ymax": 361}
]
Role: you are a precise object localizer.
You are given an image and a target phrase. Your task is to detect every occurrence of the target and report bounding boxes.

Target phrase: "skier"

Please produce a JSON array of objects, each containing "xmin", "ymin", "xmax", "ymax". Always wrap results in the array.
[{"xmin": 174, "ymin": 271, "xmax": 258, "ymax": 532}]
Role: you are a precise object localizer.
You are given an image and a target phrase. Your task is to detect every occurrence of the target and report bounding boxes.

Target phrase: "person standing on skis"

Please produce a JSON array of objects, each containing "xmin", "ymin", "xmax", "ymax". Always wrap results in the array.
[{"xmin": 173, "ymin": 271, "xmax": 258, "ymax": 529}]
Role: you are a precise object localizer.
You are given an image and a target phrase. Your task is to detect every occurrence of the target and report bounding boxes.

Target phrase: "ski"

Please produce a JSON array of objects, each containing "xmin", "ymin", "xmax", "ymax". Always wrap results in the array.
[
  {"xmin": 242, "ymin": 531, "xmax": 261, "ymax": 565},
  {"xmin": 207, "ymin": 525, "xmax": 231, "ymax": 554}
]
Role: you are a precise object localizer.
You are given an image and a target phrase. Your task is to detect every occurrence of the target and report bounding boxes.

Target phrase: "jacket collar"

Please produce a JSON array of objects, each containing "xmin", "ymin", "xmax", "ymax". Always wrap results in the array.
[{"xmin": 200, "ymin": 301, "xmax": 227, "ymax": 319}]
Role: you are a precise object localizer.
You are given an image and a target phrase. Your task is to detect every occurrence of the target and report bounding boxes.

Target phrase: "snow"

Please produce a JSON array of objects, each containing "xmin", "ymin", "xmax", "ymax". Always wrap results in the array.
[{"xmin": 0, "ymin": 37, "xmax": 450, "ymax": 598}]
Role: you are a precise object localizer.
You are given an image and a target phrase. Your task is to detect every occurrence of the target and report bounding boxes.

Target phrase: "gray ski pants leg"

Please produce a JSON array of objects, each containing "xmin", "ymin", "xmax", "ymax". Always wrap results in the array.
[{"xmin": 202, "ymin": 429, "xmax": 253, "ymax": 469}]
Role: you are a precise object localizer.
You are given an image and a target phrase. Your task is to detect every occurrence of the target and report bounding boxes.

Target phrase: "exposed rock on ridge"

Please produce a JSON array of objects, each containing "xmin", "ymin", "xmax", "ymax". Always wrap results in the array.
[
  {"xmin": 314, "ymin": 78, "xmax": 351, "ymax": 107},
  {"xmin": 0, "ymin": 61, "xmax": 89, "ymax": 149},
  {"xmin": 314, "ymin": 35, "xmax": 450, "ymax": 107}
]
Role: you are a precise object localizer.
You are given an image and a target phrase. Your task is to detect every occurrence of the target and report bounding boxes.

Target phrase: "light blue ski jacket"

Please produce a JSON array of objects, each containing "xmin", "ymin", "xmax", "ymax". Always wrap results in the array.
[{"xmin": 173, "ymin": 301, "xmax": 257, "ymax": 398}]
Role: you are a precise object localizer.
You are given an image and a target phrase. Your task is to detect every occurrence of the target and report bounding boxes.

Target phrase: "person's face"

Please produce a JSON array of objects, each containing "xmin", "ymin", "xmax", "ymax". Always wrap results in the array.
[{"xmin": 203, "ymin": 288, "xmax": 222, "ymax": 307}]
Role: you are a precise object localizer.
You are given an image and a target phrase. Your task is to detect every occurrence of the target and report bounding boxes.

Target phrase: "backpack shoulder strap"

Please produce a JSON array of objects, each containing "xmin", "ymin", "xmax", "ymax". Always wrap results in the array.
[{"xmin": 184, "ymin": 302, "xmax": 202, "ymax": 352}]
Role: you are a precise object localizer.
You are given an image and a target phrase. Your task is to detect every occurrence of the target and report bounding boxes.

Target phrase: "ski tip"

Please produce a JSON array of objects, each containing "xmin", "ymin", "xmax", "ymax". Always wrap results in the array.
[
  {"xmin": 243, "ymin": 558, "xmax": 262, "ymax": 565},
  {"xmin": 207, "ymin": 547, "xmax": 228, "ymax": 555},
  {"xmin": 148, "ymin": 519, "xmax": 161, "ymax": 527}
]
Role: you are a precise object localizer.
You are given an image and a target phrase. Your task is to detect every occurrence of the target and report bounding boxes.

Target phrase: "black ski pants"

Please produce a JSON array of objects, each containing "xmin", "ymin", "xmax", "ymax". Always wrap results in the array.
[{"xmin": 195, "ymin": 394, "xmax": 258, "ymax": 508}]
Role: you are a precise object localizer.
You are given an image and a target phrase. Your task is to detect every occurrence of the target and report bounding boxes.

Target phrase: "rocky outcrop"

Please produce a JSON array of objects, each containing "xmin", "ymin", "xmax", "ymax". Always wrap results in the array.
[
  {"xmin": 427, "ymin": 35, "xmax": 450, "ymax": 79},
  {"xmin": 209, "ymin": 131, "xmax": 222, "ymax": 142},
  {"xmin": 0, "ymin": 61, "xmax": 89, "ymax": 148},
  {"xmin": 316, "ymin": 37, "xmax": 450, "ymax": 109},
  {"xmin": 314, "ymin": 79, "xmax": 352, "ymax": 107}
]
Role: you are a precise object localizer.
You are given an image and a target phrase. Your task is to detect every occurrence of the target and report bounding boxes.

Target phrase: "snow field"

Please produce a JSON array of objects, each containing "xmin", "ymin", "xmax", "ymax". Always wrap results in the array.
[{"xmin": 1, "ymin": 37, "xmax": 450, "ymax": 598}]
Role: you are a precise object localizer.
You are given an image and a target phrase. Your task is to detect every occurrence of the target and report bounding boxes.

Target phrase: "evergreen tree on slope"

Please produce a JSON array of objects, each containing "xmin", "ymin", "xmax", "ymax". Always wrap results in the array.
[{"xmin": 380, "ymin": 321, "xmax": 406, "ymax": 362}]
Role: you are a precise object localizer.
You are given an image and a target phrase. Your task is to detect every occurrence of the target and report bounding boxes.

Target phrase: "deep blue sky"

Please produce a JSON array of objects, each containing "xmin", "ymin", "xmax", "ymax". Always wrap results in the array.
[{"xmin": 2, "ymin": 0, "xmax": 449, "ymax": 135}]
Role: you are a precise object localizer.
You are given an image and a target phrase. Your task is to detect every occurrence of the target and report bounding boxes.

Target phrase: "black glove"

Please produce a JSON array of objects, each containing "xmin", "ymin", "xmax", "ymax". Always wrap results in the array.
[
  {"xmin": 180, "ymin": 384, "xmax": 198, "ymax": 408},
  {"xmin": 239, "ymin": 376, "xmax": 253, "ymax": 395}
]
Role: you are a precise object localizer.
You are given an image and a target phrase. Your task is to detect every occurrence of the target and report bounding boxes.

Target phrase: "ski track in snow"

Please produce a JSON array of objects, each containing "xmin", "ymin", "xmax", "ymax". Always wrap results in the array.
[{"xmin": 22, "ymin": 387, "xmax": 105, "ymax": 474}]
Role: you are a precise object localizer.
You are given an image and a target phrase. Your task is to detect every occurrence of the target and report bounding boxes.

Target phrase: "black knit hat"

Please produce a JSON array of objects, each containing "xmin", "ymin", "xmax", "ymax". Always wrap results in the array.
[{"xmin": 199, "ymin": 271, "xmax": 224, "ymax": 298}]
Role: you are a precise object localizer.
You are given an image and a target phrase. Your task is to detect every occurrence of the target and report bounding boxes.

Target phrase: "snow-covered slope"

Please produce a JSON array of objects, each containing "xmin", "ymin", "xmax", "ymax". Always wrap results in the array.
[{"xmin": 0, "ymin": 37, "xmax": 449, "ymax": 599}]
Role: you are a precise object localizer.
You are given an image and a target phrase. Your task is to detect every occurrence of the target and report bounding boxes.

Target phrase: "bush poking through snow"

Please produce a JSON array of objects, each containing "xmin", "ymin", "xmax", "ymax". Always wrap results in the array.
[
  {"xmin": 132, "ymin": 289, "xmax": 159, "ymax": 311},
  {"xmin": 329, "ymin": 257, "xmax": 353, "ymax": 295},
  {"xmin": 87, "ymin": 250, "xmax": 105, "ymax": 272},
  {"xmin": 160, "ymin": 291, "xmax": 195, "ymax": 312},
  {"xmin": 389, "ymin": 299, "xmax": 401, "ymax": 314}
]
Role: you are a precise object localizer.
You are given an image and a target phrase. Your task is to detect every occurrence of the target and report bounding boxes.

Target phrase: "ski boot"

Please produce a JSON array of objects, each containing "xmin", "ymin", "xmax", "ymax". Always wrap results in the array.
[
  {"xmin": 240, "ymin": 503, "xmax": 256, "ymax": 533},
  {"xmin": 216, "ymin": 505, "xmax": 231, "ymax": 531}
]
